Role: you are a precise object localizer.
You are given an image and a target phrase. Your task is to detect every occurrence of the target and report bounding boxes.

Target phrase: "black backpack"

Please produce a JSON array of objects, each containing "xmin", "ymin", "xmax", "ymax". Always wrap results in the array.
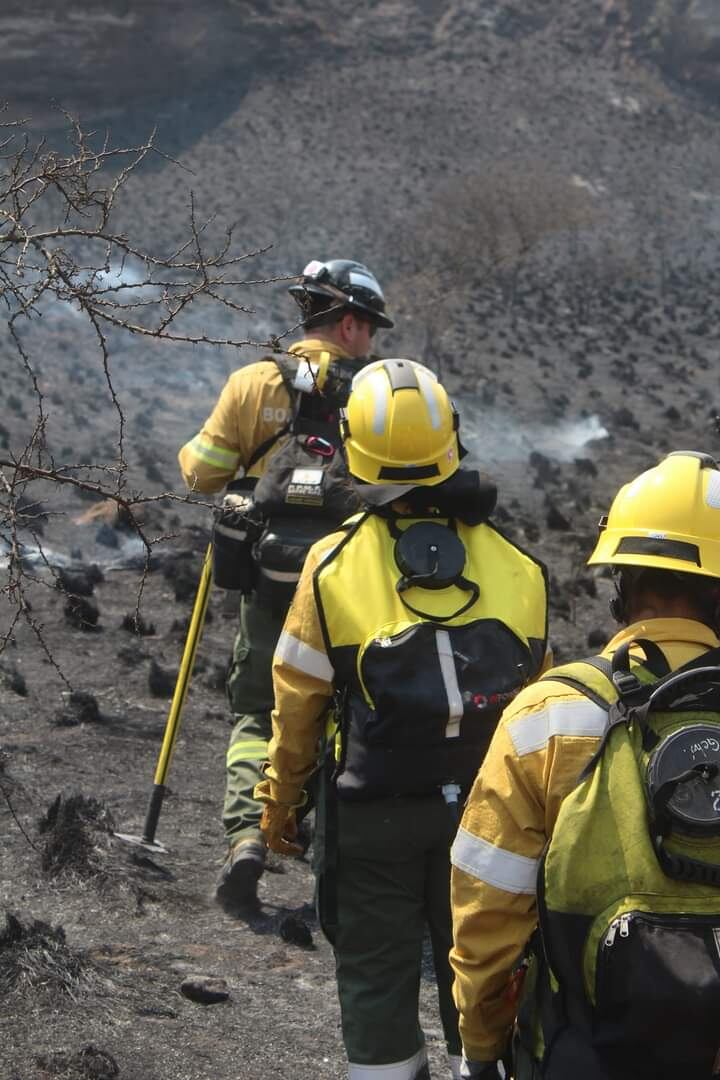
[{"xmin": 247, "ymin": 356, "xmax": 361, "ymax": 605}]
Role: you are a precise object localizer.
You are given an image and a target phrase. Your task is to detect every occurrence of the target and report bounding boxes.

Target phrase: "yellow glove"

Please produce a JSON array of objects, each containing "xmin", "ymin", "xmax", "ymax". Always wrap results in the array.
[{"xmin": 259, "ymin": 803, "xmax": 304, "ymax": 857}]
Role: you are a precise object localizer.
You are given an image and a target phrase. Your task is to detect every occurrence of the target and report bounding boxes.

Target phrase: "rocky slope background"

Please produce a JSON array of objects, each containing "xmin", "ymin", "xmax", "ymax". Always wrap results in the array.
[{"xmin": 2, "ymin": 2, "xmax": 720, "ymax": 1078}]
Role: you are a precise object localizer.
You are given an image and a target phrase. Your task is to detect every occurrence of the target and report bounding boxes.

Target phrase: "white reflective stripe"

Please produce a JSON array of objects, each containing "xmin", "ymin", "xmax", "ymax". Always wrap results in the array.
[
  {"xmin": 348, "ymin": 1046, "xmax": 427, "ymax": 1080},
  {"xmin": 371, "ymin": 378, "xmax": 388, "ymax": 435},
  {"xmin": 707, "ymin": 471, "xmax": 720, "ymax": 509},
  {"xmin": 449, "ymin": 1055, "xmax": 462, "ymax": 1080},
  {"xmin": 451, "ymin": 827, "xmax": 538, "ymax": 895},
  {"xmin": 260, "ymin": 567, "xmax": 301, "ymax": 583},
  {"xmin": 436, "ymin": 630, "xmax": 463, "ymax": 738},
  {"xmin": 275, "ymin": 630, "xmax": 334, "ymax": 682},
  {"xmin": 416, "ymin": 368, "xmax": 441, "ymax": 429},
  {"xmin": 349, "ymin": 267, "xmax": 385, "ymax": 300},
  {"xmin": 508, "ymin": 697, "xmax": 608, "ymax": 757}
]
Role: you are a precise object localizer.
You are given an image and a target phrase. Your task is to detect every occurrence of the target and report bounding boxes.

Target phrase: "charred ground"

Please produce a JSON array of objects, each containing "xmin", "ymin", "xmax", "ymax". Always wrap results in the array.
[{"xmin": 2, "ymin": 2, "xmax": 720, "ymax": 1078}]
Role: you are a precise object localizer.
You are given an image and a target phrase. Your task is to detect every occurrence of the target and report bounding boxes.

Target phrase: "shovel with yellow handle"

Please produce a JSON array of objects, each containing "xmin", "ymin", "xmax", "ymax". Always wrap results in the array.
[{"xmin": 115, "ymin": 542, "xmax": 213, "ymax": 852}]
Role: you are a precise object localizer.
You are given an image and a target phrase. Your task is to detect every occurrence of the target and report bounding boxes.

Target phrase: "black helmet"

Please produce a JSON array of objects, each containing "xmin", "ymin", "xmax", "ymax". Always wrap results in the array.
[{"xmin": 288, "ymin": 259, "xmax": 394, "ymax": 329}]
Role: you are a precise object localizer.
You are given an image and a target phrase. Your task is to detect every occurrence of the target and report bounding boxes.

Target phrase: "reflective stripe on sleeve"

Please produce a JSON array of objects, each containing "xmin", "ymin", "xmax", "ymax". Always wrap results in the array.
[
  {"xmin": 451, "ymin": 827, "xmax": 538, "ymax": 895},
  {"xmin": 275, "ymin": 630, "xmax": 334, "ymax": 682},
  {"xmin": 348, "ymin": 1046, "xmax": 427, "ymax": 1079},
  {"xmin": 188, "ymin": 435, "xmax": 241, "ymax": 470},
  {"xmin": 226, "ymin": 740, "xmax": 268, "ymax": 767},
  {"xmin": 507, "ymin": 698, "xmax": 608, "ymax": 757}
]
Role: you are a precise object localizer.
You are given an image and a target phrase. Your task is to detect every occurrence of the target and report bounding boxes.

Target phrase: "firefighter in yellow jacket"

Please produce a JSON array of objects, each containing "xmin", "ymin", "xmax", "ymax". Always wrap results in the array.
[
  {"xmin": 178, "ymin": 259, "xmax": 393, "ymax": 910},
  {"xmin": 255, "ymin": 359, "xmax": 549, "ymax": 1080},
  {"xmin": 450, "ymin": 451, "xmax": 720, "ymax": 1080}
]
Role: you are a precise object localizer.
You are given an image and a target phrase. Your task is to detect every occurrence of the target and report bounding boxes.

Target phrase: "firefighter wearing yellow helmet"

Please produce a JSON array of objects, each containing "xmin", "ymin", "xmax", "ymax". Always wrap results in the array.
[
  {"xmin": 451, "ymin": 452, "xmax": 720, "ymax": 1080},
  {"xmin": 178, "ymin": 259, "xmax": 392, "ymax": 912},
  {"xmin": 255, "ymin": 360, "xmax": 549, "ymax": 1080}
]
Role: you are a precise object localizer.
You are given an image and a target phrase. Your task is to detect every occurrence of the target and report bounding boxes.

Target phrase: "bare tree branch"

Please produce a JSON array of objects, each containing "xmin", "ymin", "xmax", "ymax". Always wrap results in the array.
[{"xmin": 0, "ymin": 113, "xmax": 299, "ymax": 683}]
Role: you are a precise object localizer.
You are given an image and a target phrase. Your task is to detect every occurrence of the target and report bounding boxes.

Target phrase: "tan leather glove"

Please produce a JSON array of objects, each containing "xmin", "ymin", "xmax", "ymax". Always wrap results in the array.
[{"xmin": 259, "ymin": 803, "xmax": 304, "ymax": 857}]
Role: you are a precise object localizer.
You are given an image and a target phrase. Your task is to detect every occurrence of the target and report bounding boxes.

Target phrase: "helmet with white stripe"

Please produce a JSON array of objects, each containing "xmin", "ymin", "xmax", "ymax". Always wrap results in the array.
[
  {"xmin": 288, "ymin": 259, "xmax": 393, "ymax": 330},
  {"xmin": 340, "ymin": 359, "xmax": 460, "ymax": 490}
]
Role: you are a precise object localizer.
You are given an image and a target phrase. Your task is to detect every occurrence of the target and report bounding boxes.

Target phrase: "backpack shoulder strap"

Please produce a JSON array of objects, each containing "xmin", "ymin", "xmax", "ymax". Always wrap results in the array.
[
  {"xmin": 540, "ymin": 657, "xmax": 615, "ymax": 711},
  {"xmin": 273, "ymin": 354, "xmax": 301, "ymax": 393},
  {"xmin": 630, "ymin": 638, "xmax": 671, "ymax": 678},
  {"xmin": 245, "ymin": 357, "xmax": 297, "ymax": 471},
  {"xmin": 541, "ymin": 640, "xmax": 673, "ymax": 709}
]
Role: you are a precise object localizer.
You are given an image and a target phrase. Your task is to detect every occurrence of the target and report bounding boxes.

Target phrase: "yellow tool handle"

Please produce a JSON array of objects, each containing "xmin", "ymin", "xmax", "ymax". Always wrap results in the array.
[{"xmin": 153, "ymin": 542, "xmax": 213, "ymax": 786}]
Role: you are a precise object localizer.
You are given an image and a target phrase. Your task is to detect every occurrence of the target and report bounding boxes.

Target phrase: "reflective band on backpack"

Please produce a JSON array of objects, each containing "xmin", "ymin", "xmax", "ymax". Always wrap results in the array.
[
  {"xmin": 259, "ymin": 567, "xmax": 301, "ymax": 583},
  {"xmin": 508, "ymin": 697, "xmax": 608, "ymax": 757},
  {"xmin": 348, "ymin": 1046, "xmax": 427, "ymax": 1079},
  {"xmin": 275, "ymin": 630, "xmax": 334, "ymax": 682},
  {"xmin": 451, "ymin": 827, "xmax": 538, "ymax": 895},
  {"xmin": 436, "ymin": 630, "xmax": 463, "ymax": 738}
]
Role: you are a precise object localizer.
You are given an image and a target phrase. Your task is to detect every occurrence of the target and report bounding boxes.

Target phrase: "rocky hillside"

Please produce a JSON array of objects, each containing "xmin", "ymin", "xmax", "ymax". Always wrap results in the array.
[{"xmin": 2, "ymin": 4, "xmax": 720, "ymax": 1078}]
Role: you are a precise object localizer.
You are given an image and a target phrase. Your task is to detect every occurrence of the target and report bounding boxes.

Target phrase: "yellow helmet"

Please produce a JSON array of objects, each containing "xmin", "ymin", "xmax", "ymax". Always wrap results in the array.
[
  {"xmin": 587, "ymin": 451, "xmax": 720, "ymax": 580},
  {"xmin": 341, "ymin": 359, "xmax": 460, "ymax": 489}
]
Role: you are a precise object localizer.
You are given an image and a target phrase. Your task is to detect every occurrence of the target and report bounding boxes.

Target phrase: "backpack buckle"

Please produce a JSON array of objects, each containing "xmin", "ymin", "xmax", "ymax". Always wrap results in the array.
[{"xmin": 612, "ymin": 670, "xmax": 644, "ymax": 698}]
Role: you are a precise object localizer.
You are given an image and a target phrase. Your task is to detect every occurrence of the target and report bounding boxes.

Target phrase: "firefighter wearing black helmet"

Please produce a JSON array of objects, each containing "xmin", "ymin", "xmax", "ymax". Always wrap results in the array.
[
  {"xmin": 178, "ymin": 258, "xmax": 392, "ymax": 912},
  {"xmin": 288, "ymin": 259, "xmax": 393, "ymax": 331}
]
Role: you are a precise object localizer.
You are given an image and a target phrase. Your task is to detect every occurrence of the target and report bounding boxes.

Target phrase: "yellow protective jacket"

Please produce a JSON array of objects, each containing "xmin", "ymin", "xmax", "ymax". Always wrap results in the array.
[
  {"xmin": 177, "ymin": 338, "xmax": 352, "ymax": 493},
  {"xmin": 449, "ymin": 617, "xmax": 720, "ymax": 1062},
  {"xmin": 256, "ymin": 510, "xmax": 548, "ymax": 808}
]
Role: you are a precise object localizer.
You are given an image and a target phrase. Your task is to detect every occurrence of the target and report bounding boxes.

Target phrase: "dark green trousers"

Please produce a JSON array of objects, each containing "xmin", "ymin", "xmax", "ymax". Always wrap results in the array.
[
  {"xmin": 222, "ymin": 593, "xmax": 287, "ymax": 846},
  {"xmin": 332, "ymin": 795, "xmax": 462, "ymax": 1069}
]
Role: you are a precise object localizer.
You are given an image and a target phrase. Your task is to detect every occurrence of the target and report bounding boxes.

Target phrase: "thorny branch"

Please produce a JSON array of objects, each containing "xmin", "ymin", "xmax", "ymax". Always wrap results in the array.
[{"xmin": 0, "ymin": 111, "xmax": 298, "ymax": 685}]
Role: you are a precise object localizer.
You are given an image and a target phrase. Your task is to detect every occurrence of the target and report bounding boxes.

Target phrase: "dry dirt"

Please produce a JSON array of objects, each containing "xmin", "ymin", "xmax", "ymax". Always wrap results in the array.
[{"xmin": 2, "ymin": 2, "xmax": 720, "ymax": 1078}]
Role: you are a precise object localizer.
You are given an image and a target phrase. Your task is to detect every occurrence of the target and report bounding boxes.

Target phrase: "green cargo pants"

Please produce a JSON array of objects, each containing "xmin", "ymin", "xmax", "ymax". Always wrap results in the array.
[
  {"xmin": 223, "ymin": 593, "xmax": 287, "ymax": 846},
  {"xmin": 330, "ymin": 795, "xmax": 462, "ymax": 1071}
]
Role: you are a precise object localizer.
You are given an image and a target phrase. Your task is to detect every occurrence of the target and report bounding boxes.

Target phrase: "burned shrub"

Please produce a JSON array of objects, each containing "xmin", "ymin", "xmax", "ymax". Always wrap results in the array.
[
  {"xmin": 120, "ymin": 612, "xmax": 156, "ymax": 637},
  {"xmin": 0, "ymin": 913, "xmax": 96, "ymax": 999},
  {"xmin": 63, "ymin": 595, "xmax": 100, "ymax": 631},
  {"xmin": 52, "ymin": 691, "xmax": 102, "ymax": 728},
  {"xmin": 545, "ymin": 500, "xmax": 571, "ymax": 531},
  {"xmin": 147, "ymin": 659, "xmax": 175, "ymax": 698},
  {"xmin": 0, "ymin": 662, "xmax": 27, "ymax": 697},
  {"xmin": 56, "ymin": 565, "xmax": 104, "ymax": 598},
  {"xmin": 36, "ymin": 1044, "xmax": 119, "ymax": 1080},
  {"xmin": 38, "ymin": 794, "xmax": 115, "ymax": 880},
  {"xmin": 163, "ymin": 555, "xmax": 204, "ymax": 603}
]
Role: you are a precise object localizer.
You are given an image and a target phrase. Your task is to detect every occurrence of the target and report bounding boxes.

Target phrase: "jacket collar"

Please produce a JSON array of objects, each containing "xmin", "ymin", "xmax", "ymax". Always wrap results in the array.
[{"xmin": 606, "ymin": 617, "xmax": 720, "ymax": 654}]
